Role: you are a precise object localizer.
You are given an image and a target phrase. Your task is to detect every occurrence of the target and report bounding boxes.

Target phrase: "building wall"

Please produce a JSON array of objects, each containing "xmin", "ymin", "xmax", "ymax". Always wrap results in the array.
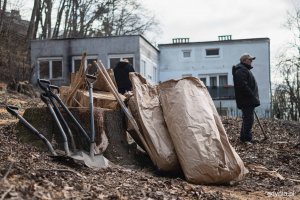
[
  {"xmin": 158, "ymin": 38, "xmax": 271, "ymax": 117},
  {"xmin": 139, "ymin": 37, "xmax": 160, "ymax": 84},
  {"xmin": 31, "ymin": 35, "xmax": 159, "ymax": 86}
]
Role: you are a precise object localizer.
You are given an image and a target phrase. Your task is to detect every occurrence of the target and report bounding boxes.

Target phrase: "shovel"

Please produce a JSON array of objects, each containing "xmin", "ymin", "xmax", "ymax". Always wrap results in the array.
[
  {"xmin": 6, "ymin": 104, "xmax": 90, "ymax": 165},
  {"xmin": 6, "ymin": 105, "xmax": 57, "ymax": 156},
  {"xmin": 38, "ymin": 79, "xmax": 91, "ymax": 145},
  {"xmin": 40, "ymin": 94, "xmax": 72, "ymax": 156},
  {"xmin": 42, "ymin": 94, "xmax": 109, "ymax": 168},
  {"xmin": 38, "ymin": 79, "xmax": 109, "ymax": 169},
  {"xmin": 84, "ymin": 74, "xmax": 109, "ymax": 168}
]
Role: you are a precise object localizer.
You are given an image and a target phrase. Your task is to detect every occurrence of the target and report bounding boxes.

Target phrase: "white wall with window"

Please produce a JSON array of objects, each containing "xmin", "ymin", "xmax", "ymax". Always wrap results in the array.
[
  {"xmin": 158, "ymin": 38, "xmax": 271, "ymax": 117},
  {"xmin": 38, "ymin": 57, "xmax": 63, "ymax": 80},
  {"xmin": 205, "ymin": 48, "xmax": 220, "ymax": 58},
  {"xmin": 198, "ymin": 74, "xmax": 228, "ymax": 87},
  {"xmin": 140, "ymin": 60, "xmax": 146, "ymax": 77},
  {"xmin": 182, "ymin": 49, "xmax": 191, "ymax": 58},
  {"xmin": 141, "ymin": 55, "xmax": 158, "ymax": 84}
]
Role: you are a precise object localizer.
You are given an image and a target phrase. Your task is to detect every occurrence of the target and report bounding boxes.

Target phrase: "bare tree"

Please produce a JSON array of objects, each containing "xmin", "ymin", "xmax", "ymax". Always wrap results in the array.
[
  {"xmin": 26, "ymin": 0, "xmax": 43, "ymax": 41},
  {"xmin": 52, "ymin": 0, "xmax": 66, "ymax": 38},
  {"xmin": 52, "ymin": 0, "xmax": 109, "ymax": 38},
  {"xmin": 26, "ymin": 0, "xmax": 158, "ymax": 39},
  {"xmin": 0, "ymin": 0, "xmax": 8, "ymax": 33},
  {"xmin": 272, "ymin": 84, "xmax": 288, "ymax": 119},
  {"xmin": 273, "ymin": 4, "xmax": 300, "ymax": 121},
  {"xmin": 95, "ymin": 0, "xmax": 158, "ymax": 37}
]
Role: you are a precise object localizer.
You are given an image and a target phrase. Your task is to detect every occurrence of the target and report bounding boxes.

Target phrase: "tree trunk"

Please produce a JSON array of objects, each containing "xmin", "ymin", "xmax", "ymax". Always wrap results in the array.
[{"xmin": 0, "ymin": 0, "xmax": 7, "ymax": 33}]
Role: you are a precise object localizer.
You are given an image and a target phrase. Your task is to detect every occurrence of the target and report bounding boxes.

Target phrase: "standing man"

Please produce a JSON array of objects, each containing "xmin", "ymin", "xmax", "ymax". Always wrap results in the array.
[
  {"xmin": 113, "ymin": 59, "xmax": 135, "ymax": 94},
  {"xmin": 232, "ymin": 53, "xmax": 260, "ymax": 144}
]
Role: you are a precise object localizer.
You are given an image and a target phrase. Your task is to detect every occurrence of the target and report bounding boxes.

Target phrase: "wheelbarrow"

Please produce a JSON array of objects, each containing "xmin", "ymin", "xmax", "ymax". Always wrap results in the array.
[{"xmin": 37, "ymin": 79, "xmax": 109, "ymax": 169}]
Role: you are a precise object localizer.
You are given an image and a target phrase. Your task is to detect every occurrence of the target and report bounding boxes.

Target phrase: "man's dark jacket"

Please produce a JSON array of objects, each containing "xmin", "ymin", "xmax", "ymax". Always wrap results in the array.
[
  {"xmin": 232, "ymin": 63, "xmax": 260, "ymax": 109},
  {"xmin": 113, "ymin": 61, "xmax": 135, "ymax": 94}
]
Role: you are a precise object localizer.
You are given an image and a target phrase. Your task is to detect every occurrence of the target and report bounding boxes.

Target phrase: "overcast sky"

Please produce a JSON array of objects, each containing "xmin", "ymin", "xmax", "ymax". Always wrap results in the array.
[
  {"xmin": 12, "ymin": 0, "xmax": 298, "ymax": 62},
  {"xmin": 142, "ymin": 0, "xmax": 297, "ymax": 62}
]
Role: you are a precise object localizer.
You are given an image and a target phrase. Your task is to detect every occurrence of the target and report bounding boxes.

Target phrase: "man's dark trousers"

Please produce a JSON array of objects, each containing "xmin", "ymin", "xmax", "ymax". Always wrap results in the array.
[{"xmin": 240, "ymin": 106, "xmax": 255, "ymax": 142}]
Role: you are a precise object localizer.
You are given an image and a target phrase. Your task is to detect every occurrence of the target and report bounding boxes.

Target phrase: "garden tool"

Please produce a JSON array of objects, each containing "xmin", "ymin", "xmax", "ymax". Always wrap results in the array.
[
  {"xmin": 38, "ymin": 79, "xmax": 90, "ymax": 145},
  {"xmin": 254, "ymin": 111, "xmax": 268, "ymax": 141},
  {"xmin": 6, "ymin": 105, "xmax": 57, "ymax": 156},
  {"xmin": 84, "ymin": 74, "xmax": 109, "ymax": 168},
  {"xmin": 38, "ymin": 79, "xmax": 109, "ymax": 169}
]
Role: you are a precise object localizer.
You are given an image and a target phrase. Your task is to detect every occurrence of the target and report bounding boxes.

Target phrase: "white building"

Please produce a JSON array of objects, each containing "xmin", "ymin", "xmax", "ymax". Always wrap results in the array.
[{"xmin": 158, "ymin": 36, "xmax": 271, "ymax": 117}]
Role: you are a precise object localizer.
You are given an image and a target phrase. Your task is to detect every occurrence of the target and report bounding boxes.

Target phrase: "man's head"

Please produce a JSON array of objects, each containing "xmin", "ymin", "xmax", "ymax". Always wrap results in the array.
[{"xmin": 240, "ymin": 53, "xmax": 256, "ymax": 65}]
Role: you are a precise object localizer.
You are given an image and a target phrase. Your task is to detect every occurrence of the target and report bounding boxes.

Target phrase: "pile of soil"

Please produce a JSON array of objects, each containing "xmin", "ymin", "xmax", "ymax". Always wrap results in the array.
[{"xmin": 0, "ymin": 89, "xmax": 299, "ymax": 199}]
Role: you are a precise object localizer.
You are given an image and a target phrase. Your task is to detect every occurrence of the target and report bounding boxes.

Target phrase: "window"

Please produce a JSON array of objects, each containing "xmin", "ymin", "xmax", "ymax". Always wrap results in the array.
[
  {"xmin": 108, "ymin": 55, "xmax": 134, "ymax": 69},
  {"xmin": 153, "ymin": 66, "xmax": 157, "ymax": 82},
  {"xmin": 52, "ymin": 60, "xmax": 63, "ymax": 78},
  {"xmin": 200, "ymin": 77, "xmax": 207, "ymax": 85},
  {"xmin": 210, "ymin": 76, "xmax": 217, "ymax": 87},
  {"xmin": 182, "ymin": 50, "xmax": 191, "ymax": 58},
  {"xmin": 205, "ymin": 48, "xmax": 219, "ymax": 56},
  {"xmin": 38, "ymin": 58, "xmax": 63, "ymax": 80},
  {"xmin": 39, "ymin": 60, "xmax": 50, "ymax": 79},
  {"xmin": 87, "ymin": 58, "xmax": 98, "ymax": 75},
  {"xmin": 110, "ymin": 58, "xmax": 121, "ymax": 69},
  {"xmin": 72, "ymin": 55, "xmax": 98, "ymax": 74},
  {"xmin": 219, "ymin": 75, "xmax": 228, "ymax": 86},
  {"xmin": 140, "ymin": 60, "xmax": 146, "ymax": 76},
  {"xmin": 73, "ymin": 60, "xmax": 81, "ymax": 73},
  {"xmin": 199, "ymin": 74, "xmax": 227, "ymax": 87},
  {"xmin": 198, "ymin": 74, "xmax": 207, "ymax": 85}
]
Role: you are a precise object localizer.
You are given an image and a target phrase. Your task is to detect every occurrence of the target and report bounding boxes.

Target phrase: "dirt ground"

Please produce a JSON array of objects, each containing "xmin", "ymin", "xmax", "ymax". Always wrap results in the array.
[{"xmin": 0, "ymin": 87, "xmax": 300, "ymax": 200}]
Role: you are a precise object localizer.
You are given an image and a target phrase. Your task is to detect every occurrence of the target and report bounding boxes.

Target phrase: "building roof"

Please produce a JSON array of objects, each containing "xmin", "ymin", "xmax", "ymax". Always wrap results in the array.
[
  {"xmin": 158, "ymin": 37, "xmax": 270, "ymax": 47},
  {"xmin": 31, "ymin": 34, "xmax": 159, "ymax": 51}
]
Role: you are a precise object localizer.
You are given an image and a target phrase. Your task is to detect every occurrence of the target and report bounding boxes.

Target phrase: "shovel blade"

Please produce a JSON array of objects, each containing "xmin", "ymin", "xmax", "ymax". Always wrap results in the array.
[{"xmin": 71, "ymin": 151, "xmax": 109, "ymax": 169}]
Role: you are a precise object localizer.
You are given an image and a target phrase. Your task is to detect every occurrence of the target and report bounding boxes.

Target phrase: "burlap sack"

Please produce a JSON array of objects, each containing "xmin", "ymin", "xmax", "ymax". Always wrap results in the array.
[
  {"xmin": 158, "ymin": 77, "xmax": 247, "ymax": 184},
  {"xmin": 129, "ymin": 73, "xmax": 180, "ymax": 172}
]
